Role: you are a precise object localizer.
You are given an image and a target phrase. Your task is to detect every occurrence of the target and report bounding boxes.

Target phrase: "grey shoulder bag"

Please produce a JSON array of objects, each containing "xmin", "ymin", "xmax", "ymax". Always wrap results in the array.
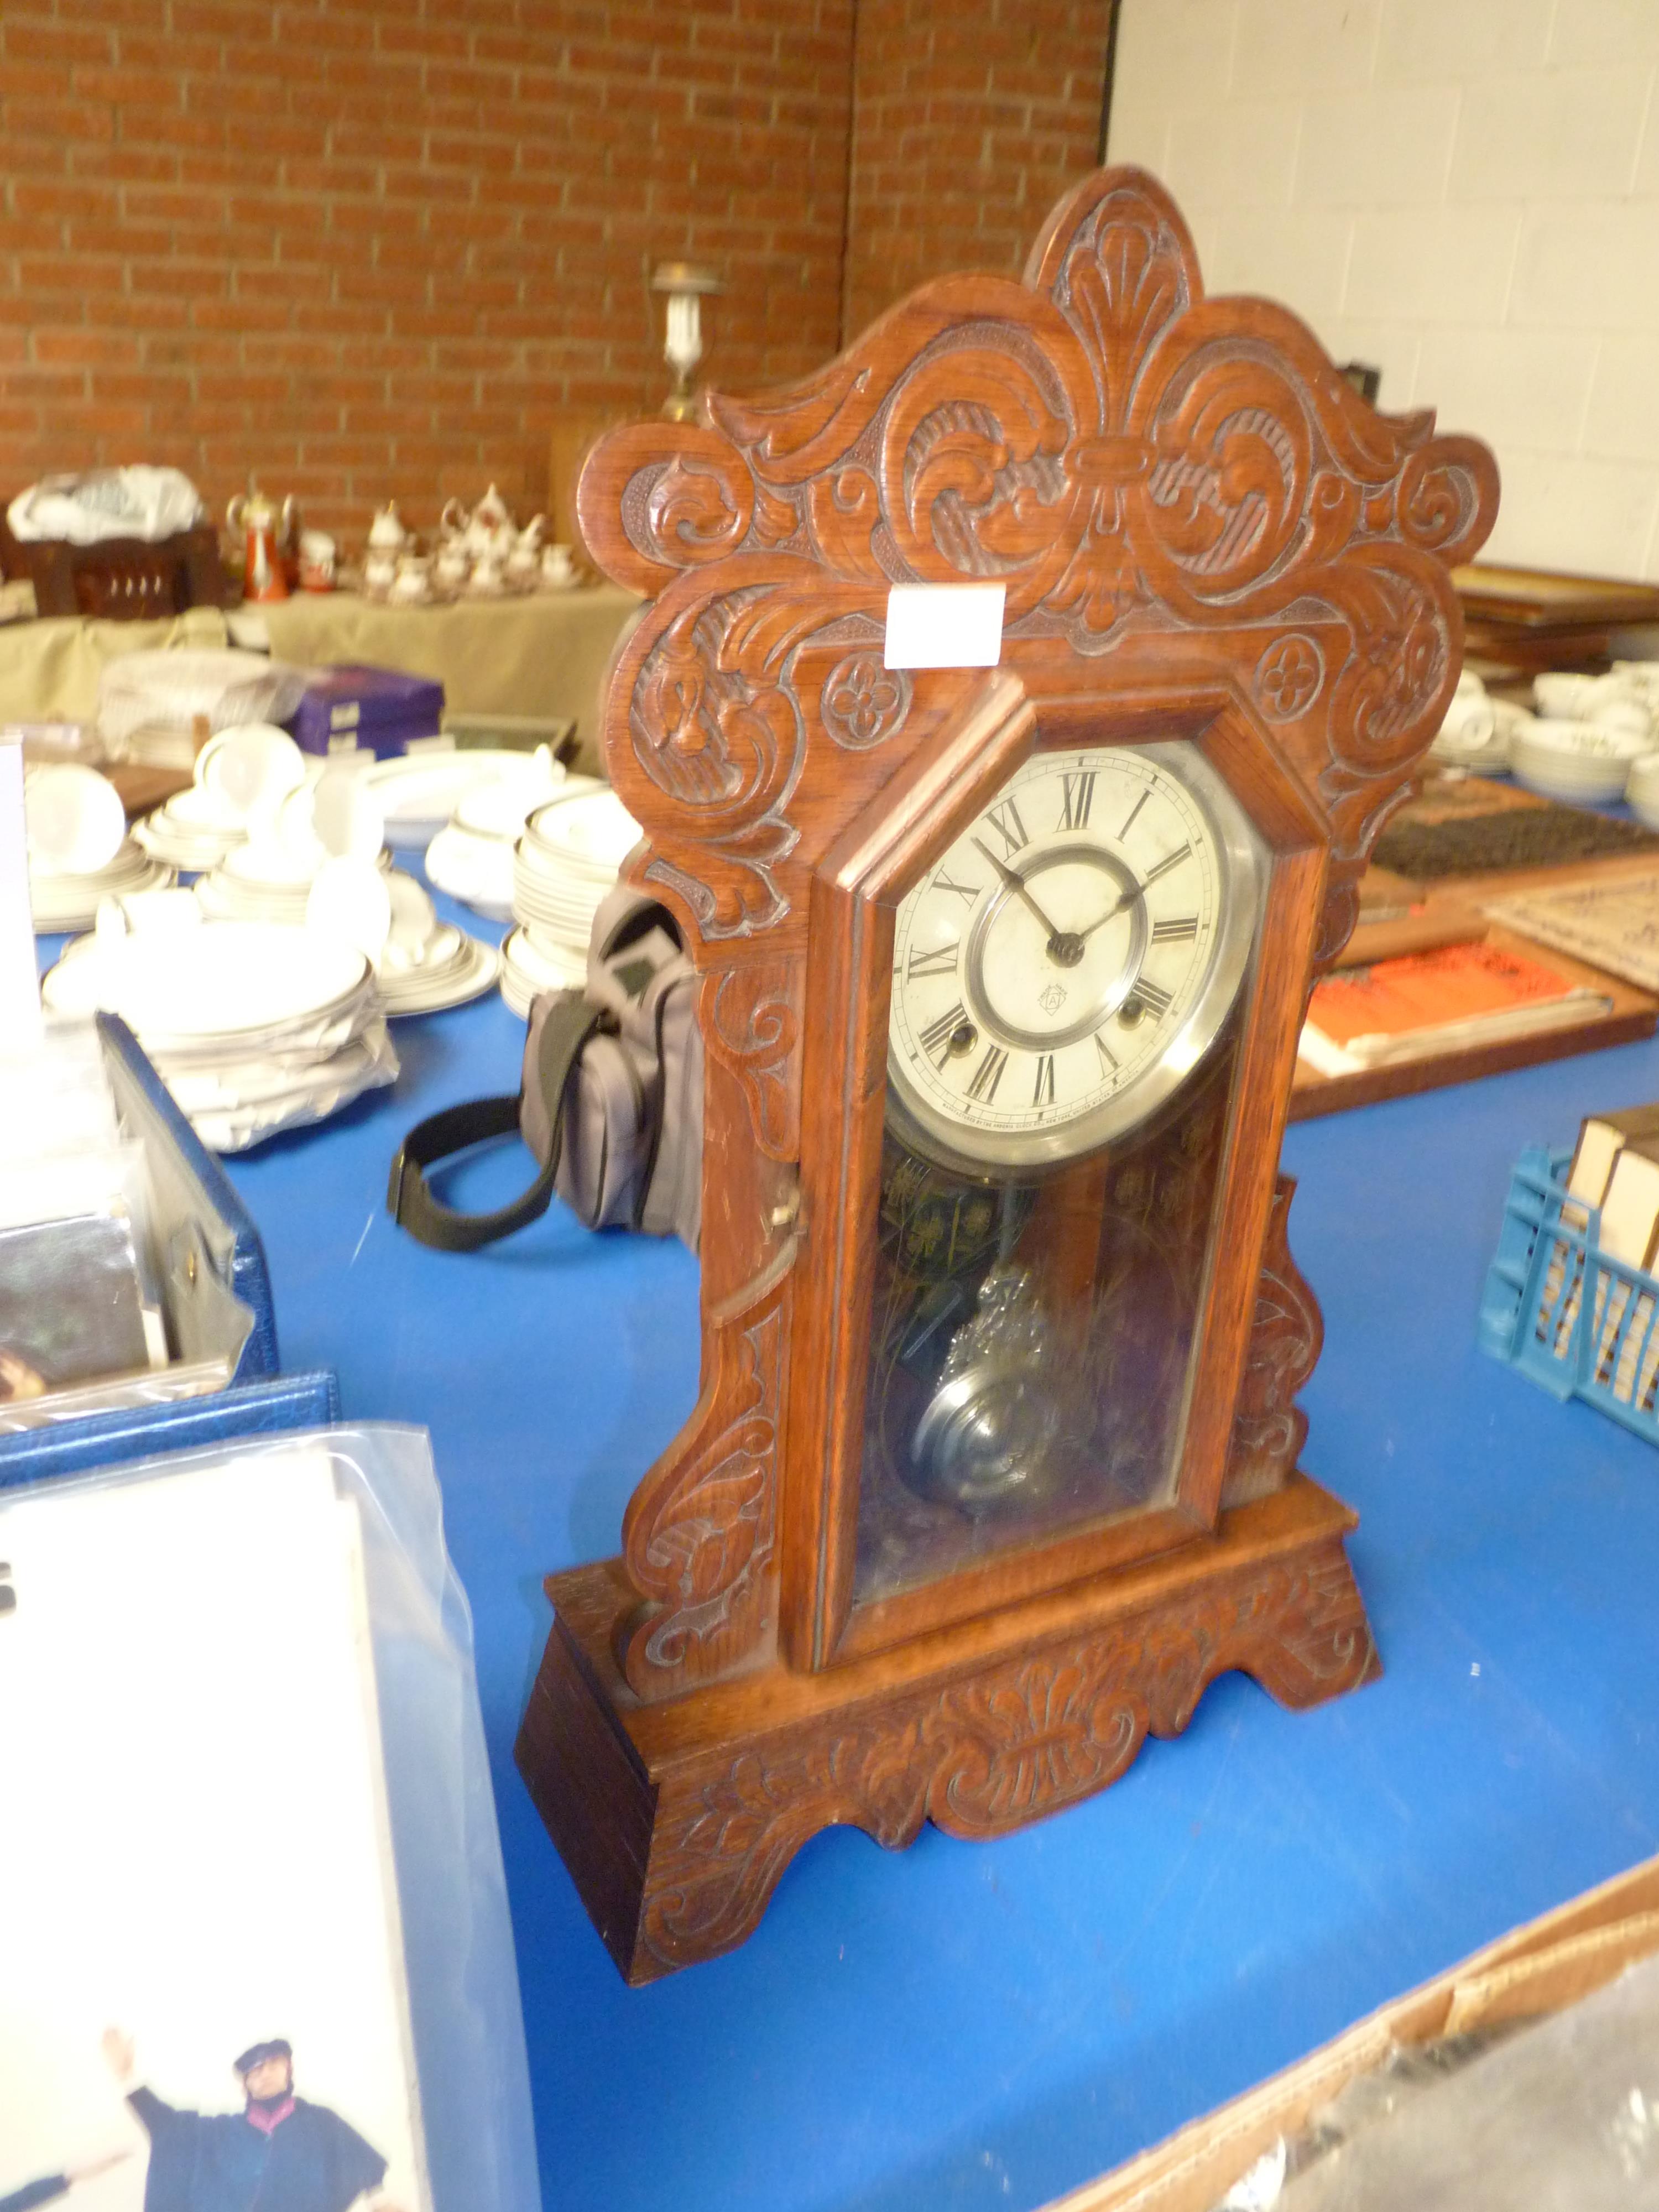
[{"xmin": 388, "ymin": 886, "xmax": 702, "ymax": 1254}]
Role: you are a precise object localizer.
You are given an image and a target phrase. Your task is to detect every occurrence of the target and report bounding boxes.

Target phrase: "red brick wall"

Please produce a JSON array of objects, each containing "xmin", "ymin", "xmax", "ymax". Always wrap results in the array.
[
  {"xmin": 0, "ymin": 0, "xmax": 855, "ymax": 539},
  {"xmin": 842, "ymin": 0, "xmax": 1109, "ymax": 336},
  {"xmin": 0, "ymin": 0, "xmax": 1105, "ymax": 547}
]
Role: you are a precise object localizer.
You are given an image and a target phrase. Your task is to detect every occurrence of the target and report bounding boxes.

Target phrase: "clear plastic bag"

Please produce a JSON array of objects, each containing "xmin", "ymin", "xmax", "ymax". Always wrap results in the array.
[
  {"xmin": 1209, "ymin": 1956, "xmax": 1659, "ymax": 2210},
  {"xmin": 0, "ymin": 1424, "xmax": 542, "ymax": 2212},
  {"xmin": 96, "ymin": 649, "xmax": 311, "ymax": 759}
]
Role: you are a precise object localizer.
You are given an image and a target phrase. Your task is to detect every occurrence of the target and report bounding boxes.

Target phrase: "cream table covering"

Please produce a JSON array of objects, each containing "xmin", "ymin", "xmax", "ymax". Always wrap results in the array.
[{"xmin": 260, "ymin": 587, "xmax": 641, "ymax": 771}]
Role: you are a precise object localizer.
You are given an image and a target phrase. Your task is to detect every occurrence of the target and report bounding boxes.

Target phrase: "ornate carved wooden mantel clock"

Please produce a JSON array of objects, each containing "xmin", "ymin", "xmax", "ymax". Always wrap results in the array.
[{"xmin": 515, "ymin": 166, "xmax": 1498, "ymax": 1983}]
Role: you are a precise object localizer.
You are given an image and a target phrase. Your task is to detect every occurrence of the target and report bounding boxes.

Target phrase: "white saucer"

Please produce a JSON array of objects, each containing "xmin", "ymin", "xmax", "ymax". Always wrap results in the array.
[
  {"xmin": 426, "ymin": 823, "xmax": 517, "ymax": 920},
  {"xmin": 378, "ymin": 933, "xmax": 502, "ymax": 1015}
]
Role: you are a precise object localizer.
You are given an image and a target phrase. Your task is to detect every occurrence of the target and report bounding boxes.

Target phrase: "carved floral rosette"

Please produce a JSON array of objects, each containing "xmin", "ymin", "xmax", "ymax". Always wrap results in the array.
[{"xmin": 579, "ymin": 166, "xmax": 1497, "ymax": 1702}]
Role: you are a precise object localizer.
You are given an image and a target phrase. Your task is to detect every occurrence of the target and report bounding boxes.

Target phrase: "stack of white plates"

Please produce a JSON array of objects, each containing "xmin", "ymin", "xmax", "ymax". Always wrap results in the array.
[
  {"xmin": 134, "ymin": 784, "xmax": 249, "ymax": 872},
  {"xmin": 500, "ymin": 787, "xmax": 640, "ymax": 1017},
  {"xmin": 513, "ymin": 787, "xmax": 640, "ymax": 947},
  {"xmin": 41, "ymin": 919, "xmax": 399, "ymax": 1153},
  {"xmin": 427, "ymin": 771, "xmax": 598, "ymax": 921},
  {"xmin": 366, "ymin": 747, "xmax": 567, "ymax": 853},
  {"xmin": 195, "ymin": 841, "xmax": 320, "ymax": 923},
  {"xmin": 32, "ymin": 839, "xmax": 173, "ymax": 932},
  {"xmin": 499, "ymin": 928, "xmax": 587, "ymax": 1019},
  {"xmin": 1626, "ymin": 752, "xmax": 1659, "ymax": 831},
  {"xmin": 1510, "ymin": 720, "xmax": 1649, "ymax": 804}
]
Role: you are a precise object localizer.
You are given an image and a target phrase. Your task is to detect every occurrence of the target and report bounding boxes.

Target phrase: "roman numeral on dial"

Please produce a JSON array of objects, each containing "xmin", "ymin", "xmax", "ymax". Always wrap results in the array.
[
  {"xmin": 1150, "ymin": 915, "xmax": 1198, "ymax": 943},
  {"xmin": 1058, "ymin": 771, "xmax": 1096, "ymax": 831},
  {"xmin": 906, "ymin": 938, "xmax": 959, "ymax": 979},
  {"xmin": 933, "ymin": 870, "xmax": 980, "ymax": 905},
  {"xmin": 966, "ymin": 1046, "xmax": 1008, "ymax": 1102},
  {"xmin": 919, "ymin": 1003, "xmax": 969, "ymax": 1066},
  {"xmin": 1032, "ymin": 1054, "xmax": 1056, "ymax": 1106},
  {"xmin": 982, "ymin": 797, "xmax": 1029, "ymax": 855},
  {"xmin": 1123, "ymin": 977, "xmax": 1173, "ymax": 1020},
  {"xmin": 1119, "ymin": 790, "xmax": 1150, "ymax": 840},
  {"xmin": 1144, "ymin": 842, "xmax": 1191, "ymax": 885},
  {"xmin": 1093, "ymin": 1030, "xmax": 1119, "ymax": 1072}
]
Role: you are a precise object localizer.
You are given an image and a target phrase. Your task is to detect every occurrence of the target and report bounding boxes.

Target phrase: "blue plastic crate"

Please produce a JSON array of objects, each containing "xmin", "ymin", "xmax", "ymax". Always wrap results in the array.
[{"xmin": 1481, "ymin": 1143, "xmax": 1659, "ymax": 1442}]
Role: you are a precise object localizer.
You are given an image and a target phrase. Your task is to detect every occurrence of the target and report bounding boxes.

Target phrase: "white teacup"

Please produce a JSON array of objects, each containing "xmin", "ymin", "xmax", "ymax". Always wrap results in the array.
[
  {"xmin": 390, "ymin": 554, "xmax": 431, "ymax": 606},
  {"xmin": 298, "ymin": 529, "xmax": 336, "ymax": 591},
  {"xmin": 311, "ymin": 764, "xmax": 385, "ymax": 862},
  {"xmin": 434, "ymin": 542, "xmax": 470, "ymax": 592},
  {"xmin": 1580, "ymin": 676, "xmax": 1653, "ymax": 743},
  {"xmin": 96, "ymin": 886, "xmax": 202, "ymax": 946},
  {"xmin": 1437, "ymin": 694, "xmax": 1497, "ymax": 749},
  {"xmin": 1536, "ymin": 671, "xmax": 1610, "ymax": 720},
  {"xmin": 306, "ymin": 855, "xmax": 392, "ymax": 964}
]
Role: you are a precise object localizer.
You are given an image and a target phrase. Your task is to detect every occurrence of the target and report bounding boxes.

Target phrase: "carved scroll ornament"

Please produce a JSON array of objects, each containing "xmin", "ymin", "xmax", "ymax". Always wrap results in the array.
[{"xmin": 581, "ymin": 167, "xmax": 1497, "ymax": 976}]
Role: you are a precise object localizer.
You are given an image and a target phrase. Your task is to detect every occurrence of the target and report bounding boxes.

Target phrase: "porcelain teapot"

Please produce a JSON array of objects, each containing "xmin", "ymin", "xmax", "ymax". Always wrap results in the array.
[
  {"xmin": 367, "ymin": 502, "xmax": 409, "ymax": 553},
  {"xmin": 226, "ymin": 479, "xmax": 296, "ymax": 603},
  {"xmin": 464, "ymin": 483, "xmax": 515, "ymax": 559}
]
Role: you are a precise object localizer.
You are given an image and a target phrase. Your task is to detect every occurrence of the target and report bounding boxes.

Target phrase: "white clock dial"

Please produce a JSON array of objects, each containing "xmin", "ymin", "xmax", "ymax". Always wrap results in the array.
[{"xmin": 886, "ymin": 741, "xmax": 1261, "ymax": 1172}]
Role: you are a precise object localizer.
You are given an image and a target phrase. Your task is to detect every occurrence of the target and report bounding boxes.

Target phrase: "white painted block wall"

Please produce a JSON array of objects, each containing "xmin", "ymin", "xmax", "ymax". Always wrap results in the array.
[{"xmin": 1107, "ymin": 0, "xmax": 1659, "ymax": 580}]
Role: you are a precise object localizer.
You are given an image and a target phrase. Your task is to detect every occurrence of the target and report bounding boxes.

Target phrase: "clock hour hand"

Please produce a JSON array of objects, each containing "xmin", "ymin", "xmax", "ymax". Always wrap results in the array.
[{"xmin": 969, "ymin": 837, "xmax": 1074, "ymax": 957}]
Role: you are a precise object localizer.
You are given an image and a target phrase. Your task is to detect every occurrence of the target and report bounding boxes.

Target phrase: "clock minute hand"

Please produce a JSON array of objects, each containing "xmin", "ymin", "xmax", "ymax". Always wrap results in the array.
[{"xmin": 970, "ymin": 837, "xmax": 1069, "ymax": 947}]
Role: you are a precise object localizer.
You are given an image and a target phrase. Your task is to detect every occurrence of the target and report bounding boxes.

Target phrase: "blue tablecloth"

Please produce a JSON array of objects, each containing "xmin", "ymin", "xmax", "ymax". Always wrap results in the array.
[{"xmin": 208, "ymin": 883, "xmax": 1659, "ymax": 2212}]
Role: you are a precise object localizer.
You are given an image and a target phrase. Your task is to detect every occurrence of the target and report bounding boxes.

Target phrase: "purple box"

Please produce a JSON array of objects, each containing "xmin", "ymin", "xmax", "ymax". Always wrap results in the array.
[{"xmin": 291, "ymin": 663, "xmax": 446, "ymax": 758}]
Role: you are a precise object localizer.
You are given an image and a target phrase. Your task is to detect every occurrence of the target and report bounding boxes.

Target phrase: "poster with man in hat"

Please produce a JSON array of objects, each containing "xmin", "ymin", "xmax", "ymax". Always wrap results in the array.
[{"xmin": 102, "ymin": 2030, "xmax": 401, "ymax": 2212}]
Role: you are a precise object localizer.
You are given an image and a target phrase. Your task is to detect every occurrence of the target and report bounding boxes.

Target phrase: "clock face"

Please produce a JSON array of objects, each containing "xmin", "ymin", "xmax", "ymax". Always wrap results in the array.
[{"xmin": 886, "ymin": 740, "xmax": 1262, "ymax": 1173}]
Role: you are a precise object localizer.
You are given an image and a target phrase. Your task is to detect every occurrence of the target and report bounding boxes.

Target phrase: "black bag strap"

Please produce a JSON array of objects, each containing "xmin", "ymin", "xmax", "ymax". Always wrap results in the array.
[{"xmin": 387, "ymin": 996, "xmax": 607, "ymax": 1251}]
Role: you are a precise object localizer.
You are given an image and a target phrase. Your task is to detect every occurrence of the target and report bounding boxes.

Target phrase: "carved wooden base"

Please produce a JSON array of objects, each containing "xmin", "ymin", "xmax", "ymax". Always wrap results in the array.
[{"xmin": 516, "ymin": 1475, "xmax": 1380, "ymax": 1985}]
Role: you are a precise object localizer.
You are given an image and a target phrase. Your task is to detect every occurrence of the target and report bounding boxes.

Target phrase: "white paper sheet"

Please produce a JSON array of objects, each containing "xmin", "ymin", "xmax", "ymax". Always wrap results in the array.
[
  {"xmin": 0, "ymin": 1452, "xmax": 429, "ymax": 2212},
  {"xmin": 883, "ymin": 582, "xmax": 1005, "ymax": 670}
]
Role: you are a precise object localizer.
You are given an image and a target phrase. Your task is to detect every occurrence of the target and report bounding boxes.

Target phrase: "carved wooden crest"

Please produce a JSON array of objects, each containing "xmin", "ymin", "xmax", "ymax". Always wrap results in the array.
[{"xmin": 575, "ymin": 166, "xmax": 1498, "ymax": 1705}]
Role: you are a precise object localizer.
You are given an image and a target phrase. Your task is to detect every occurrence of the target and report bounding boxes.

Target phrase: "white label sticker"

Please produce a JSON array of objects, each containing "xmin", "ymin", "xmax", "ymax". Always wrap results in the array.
[
  {"xmin": 0, "ymin": 742, "xmax": 41, "ymax": 1046},
  {"xmin": 883, "ymin": 583, "xmax": 1005, "ymax": 670}
]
